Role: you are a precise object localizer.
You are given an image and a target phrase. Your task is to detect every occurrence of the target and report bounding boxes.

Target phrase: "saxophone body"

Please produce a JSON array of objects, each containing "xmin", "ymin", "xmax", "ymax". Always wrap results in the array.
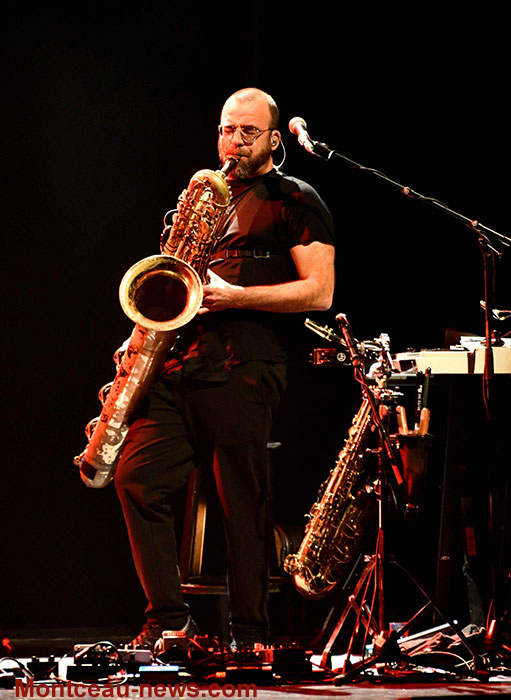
[
  {"xmin": 75, "ymin": 159, "xmax": 238, "ymax": 488},
  {"xmin": 284, "ymin": 396, "xmax": 376, "ymax": 598}
]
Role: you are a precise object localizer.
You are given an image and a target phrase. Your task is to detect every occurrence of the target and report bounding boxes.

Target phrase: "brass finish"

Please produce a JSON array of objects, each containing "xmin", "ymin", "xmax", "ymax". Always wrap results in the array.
[
  {"xmin": 284, "ymin": 397, "xmax": 375, "ymax": 598},
  {"xmin": 75, "ymin": 158, "xmax": 238, "ymax": 488}
]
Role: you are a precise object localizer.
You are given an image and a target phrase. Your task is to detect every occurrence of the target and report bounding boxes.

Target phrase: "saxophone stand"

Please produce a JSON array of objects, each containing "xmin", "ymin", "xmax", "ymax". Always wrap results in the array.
[{"xmin": 325, "ymin": 314, "xmax": 483, "ymax": 684}]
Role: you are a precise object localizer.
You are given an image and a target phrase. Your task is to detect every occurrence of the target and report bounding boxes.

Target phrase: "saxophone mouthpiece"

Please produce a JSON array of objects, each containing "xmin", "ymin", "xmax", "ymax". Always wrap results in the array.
[{"xmin": 221, "ymin": 157, "xmax": 240, "ymax": 176}]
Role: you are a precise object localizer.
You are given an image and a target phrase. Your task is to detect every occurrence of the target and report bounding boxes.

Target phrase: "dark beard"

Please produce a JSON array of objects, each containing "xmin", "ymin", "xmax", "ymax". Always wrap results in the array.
[{"xmin": 219, "ymin": 142, "xmax": 273, "ymax": 179}]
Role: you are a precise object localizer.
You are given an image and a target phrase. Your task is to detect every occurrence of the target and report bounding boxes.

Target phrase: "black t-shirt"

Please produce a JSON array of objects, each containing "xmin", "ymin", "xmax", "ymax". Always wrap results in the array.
[{"xmin": 163, "ymin": 168, "xmax": 334, "ymax": 380}]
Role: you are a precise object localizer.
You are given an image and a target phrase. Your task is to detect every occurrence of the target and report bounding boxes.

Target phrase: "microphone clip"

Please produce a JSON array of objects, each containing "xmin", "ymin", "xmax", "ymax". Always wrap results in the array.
[{"xmin": 309, "ymin": 140, "xmax": 333, "ymax": 160}]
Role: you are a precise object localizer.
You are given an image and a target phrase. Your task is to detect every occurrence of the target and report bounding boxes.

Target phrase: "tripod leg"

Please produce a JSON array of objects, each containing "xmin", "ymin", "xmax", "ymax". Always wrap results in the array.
[
  {"xmin": 320, "ymin": 558, "xmax": 375, "ymax": 667},
  {"xmin": 334, "ymin": 601, "xmax": 431, "ymax": 685}
]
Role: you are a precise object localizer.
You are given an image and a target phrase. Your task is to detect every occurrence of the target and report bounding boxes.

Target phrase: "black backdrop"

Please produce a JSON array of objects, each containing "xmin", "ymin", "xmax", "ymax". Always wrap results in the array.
[{"xmin": 2, "ymin": 5, "xmax": 510, "ymax": 633}]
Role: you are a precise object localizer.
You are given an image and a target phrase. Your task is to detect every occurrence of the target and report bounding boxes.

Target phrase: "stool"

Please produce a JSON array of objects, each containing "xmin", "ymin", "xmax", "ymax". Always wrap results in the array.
[
  {"xmin": 179, "ymin": 467, "xmax": 227, "ymax": 592},
  {"xmin": 178, "ymin": 467, "xmax": 230, "ymax": 641}
]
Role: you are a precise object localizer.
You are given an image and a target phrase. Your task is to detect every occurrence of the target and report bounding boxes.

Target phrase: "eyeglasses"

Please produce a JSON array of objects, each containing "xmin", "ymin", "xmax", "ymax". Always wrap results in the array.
[{"xmin": 218, "ymin": 124, "xmax": 272, "ymax": 144}]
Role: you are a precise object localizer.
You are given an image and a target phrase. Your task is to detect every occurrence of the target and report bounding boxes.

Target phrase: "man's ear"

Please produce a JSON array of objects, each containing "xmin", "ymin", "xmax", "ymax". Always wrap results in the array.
[{"xmin": 270, "ymin": 130, "xmax": 281, "ymax": 150}]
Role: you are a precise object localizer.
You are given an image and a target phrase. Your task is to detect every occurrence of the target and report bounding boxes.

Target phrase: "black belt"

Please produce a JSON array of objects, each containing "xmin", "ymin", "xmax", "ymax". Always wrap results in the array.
[{"xmin": 209, "ymin": 249, "xmax": 274, "ymax": 261}]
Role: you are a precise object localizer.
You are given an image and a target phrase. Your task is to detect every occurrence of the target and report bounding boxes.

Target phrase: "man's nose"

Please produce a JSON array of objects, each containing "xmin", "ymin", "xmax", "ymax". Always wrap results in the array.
[{"xmin": 232, "ymin": 129, "xmax": 246, "ymax": 146}]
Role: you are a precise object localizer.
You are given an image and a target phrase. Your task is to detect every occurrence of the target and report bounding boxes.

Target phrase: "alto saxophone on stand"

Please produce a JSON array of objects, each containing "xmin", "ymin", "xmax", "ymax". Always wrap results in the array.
[
  {"xmin": 284, "ymin": 395, "xmax": 377, "ymax": 598},
  {"xmin": 284, "ymin": 318, "xmax": 405, "ymax": 599},
  {"xmin": 74, "ymin": 158, "xmax": 238, "ymax": 488}
]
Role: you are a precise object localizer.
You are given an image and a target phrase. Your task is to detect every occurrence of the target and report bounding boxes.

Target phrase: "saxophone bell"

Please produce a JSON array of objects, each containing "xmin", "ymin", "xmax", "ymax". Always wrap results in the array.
[{"xmin": 119, "ymin": 255, "xmax": 203, "ymax": 332}]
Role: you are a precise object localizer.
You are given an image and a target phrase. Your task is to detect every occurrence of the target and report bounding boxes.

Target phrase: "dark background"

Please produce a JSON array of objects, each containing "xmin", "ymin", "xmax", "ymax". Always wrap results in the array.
[{"xmin": 2, "ymin": 4, "xmax": 509, "ymax": 636}]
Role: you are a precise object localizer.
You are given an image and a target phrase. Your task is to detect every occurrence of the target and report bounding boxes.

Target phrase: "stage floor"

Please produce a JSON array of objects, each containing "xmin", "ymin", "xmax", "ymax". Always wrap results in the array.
[{"xmin": 2, "ymin": 628, "xmax": 511, "ymax": 699}]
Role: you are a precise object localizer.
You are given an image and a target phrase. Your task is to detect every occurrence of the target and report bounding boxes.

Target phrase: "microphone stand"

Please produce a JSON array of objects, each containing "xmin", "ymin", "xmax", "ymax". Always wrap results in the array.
[
  {"xmin": 301, "ymin": 133, "xmax": 510, "ymax": 661},
  {"xmin": 305, "ymin": 138, "xmax": 510, "ymax": 396}
]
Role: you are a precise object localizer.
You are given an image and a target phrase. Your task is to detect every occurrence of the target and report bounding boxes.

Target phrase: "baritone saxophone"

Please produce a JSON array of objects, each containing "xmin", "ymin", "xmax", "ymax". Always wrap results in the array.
[{"xmin": 74, "ymin": 158, "xmax": 239, "ymax": 488}]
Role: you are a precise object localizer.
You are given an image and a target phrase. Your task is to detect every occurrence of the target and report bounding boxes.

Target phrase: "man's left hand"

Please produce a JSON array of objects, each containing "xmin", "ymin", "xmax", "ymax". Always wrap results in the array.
[{"xmin": 199, "ymin": 270, "xmax": 243, "ymax": 313}]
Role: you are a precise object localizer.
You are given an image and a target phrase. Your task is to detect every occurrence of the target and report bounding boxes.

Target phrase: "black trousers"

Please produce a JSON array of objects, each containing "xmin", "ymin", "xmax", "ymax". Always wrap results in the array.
[{"xmin": 115, "ymin": 360, "xmax": 286, "ymax": 641}]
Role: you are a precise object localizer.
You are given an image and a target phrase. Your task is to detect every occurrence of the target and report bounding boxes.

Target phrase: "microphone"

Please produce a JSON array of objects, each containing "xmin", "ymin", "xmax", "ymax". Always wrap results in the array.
[
  {"xmin": 305, "ymin": 318, "xmax": 344, "ymax": 345},
  {"xmin": 288, "ymin": 117, "xmax": 315, "ymax": 154},
  {"xmin": 336, "ymin": 313, "xmax": 362, "ymax": 368}
]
